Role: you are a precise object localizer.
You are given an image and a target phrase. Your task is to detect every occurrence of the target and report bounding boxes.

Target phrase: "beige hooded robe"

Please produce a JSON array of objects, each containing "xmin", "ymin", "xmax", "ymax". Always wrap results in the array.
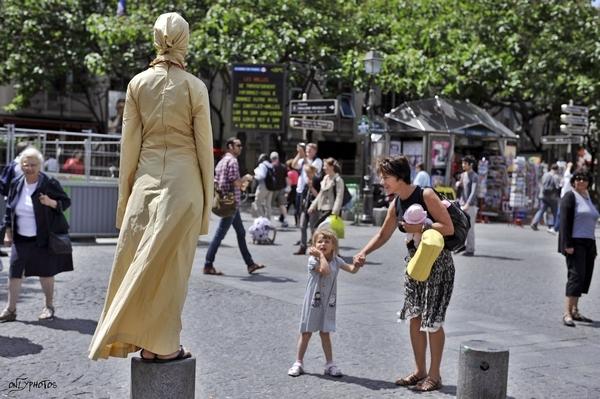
[{"xmin": 89, "ymin": 12, "xmax": 213, "ymax": 359}]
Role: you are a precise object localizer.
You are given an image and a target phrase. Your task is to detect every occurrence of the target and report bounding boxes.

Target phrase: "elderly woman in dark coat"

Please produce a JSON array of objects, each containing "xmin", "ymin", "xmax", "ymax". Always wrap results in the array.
[
  {"xmin": 558, "ymin": 170, "xmax": 598, "ymax": 327},
  {"xmin": 0, "ymin": 147, "xmax": 73, "ymax": 322}
]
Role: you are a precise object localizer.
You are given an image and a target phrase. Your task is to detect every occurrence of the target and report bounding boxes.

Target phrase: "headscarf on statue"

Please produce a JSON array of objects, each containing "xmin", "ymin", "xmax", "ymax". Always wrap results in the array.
[{"xmin": 150, "ymin": 12, "xmax": 189, "ymax": 69}]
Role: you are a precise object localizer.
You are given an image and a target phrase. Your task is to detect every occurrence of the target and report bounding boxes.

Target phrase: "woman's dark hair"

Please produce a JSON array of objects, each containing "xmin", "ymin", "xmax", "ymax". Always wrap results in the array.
[
  {"xmin": 462, "ymin": 155, "xmax": 476, "ymax": 166},
  {"xmin": 570, "ymin": 169, "xmax": 591, "ymax": 185},
  {"xmin": 376, "ymin": 156, "xmax": 411, "ymax": 184}
]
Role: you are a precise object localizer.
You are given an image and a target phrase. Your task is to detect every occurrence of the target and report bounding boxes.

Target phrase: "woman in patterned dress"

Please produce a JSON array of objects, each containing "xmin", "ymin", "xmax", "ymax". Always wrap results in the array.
[{"xmin": 354, "ymin": 156, "xmax": 455, "ymax": 392}]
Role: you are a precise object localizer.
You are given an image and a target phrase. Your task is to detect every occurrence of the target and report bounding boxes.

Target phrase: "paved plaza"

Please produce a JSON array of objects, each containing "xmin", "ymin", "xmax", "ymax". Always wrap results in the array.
[{"xmin": 1, "ymin": 212, "xmax": 600, "ymax": 398}]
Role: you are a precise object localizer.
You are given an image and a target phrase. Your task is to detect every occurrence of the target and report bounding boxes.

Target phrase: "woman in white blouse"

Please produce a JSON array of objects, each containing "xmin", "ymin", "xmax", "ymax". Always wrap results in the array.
[{"xmin": 0, "ymin": 147, "xmax": 72, "ymax": 322}]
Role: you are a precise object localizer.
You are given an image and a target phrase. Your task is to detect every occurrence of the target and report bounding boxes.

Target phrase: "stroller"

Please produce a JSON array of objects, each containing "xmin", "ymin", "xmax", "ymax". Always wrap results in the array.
[{"xmin": 248, "ymin": 217, "xmax": 277, "ymax": 245}]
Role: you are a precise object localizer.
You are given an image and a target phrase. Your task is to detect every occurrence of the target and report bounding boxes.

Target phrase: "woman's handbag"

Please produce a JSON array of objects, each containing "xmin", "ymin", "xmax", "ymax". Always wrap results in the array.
[
  {"xmin": 49, "ymin": 232, "xmax": 72, "ymax": 255},
  {"xmin": 212, "ymin": 183, "xmax": 236, "ymax": 218},
  {"xmin": 406, "ymin": 229, "xmax": 444, "ymax": 281}
]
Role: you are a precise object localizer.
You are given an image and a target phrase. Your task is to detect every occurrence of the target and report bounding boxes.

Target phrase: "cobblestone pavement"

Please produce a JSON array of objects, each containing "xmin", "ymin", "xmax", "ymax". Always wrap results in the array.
[{"xmin": 1, "ymin": 212, "xmax": 600, "ymax": 398}]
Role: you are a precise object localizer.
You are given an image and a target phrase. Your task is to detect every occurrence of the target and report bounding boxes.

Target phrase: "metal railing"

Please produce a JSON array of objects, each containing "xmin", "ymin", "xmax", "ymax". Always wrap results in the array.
[{"xmin": 1, "ymin": 124, "xmax": 121, "ymax": 183}]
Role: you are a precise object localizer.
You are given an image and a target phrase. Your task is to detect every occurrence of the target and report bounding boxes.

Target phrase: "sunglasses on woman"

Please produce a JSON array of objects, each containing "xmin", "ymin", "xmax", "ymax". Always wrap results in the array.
[{"xmin": 575, "ymin": 176, "xmax": 589, "ymax": 182}]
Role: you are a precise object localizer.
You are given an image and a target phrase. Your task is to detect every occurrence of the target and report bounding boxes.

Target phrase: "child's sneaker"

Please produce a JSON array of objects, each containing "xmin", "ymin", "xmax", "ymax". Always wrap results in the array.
[
  {"xmin": 288, "ymin": 362, "xmax": 304, "ymax": 377},
  {"xmin": 324, "ymin": 363, "xmax": 343, "ymax": 377}
]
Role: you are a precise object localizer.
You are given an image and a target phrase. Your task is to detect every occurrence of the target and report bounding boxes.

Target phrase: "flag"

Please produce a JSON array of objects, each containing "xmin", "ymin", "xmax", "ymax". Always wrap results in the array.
[{"xmin": 116, "ymin": 0, "xmax": 126, "ymax": 16}]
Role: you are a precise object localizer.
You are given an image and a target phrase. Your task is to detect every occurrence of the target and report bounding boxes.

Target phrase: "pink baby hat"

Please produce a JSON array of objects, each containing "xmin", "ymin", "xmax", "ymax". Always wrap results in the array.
[{"xmin": 404, "ymin": 204, "xmax": 428, "ymax": 224}]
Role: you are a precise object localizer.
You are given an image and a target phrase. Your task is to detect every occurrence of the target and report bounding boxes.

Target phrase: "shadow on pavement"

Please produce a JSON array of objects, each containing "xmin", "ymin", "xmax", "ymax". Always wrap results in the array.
[
  {"xmin": 579, "ymin": 321, "xmax": 600, "ymax": 328},
  {"xmin": 462, "ymin": 254, "xmax": 523, "ymax": 261},
  {"xmin": 20, "ymin": 318, "xmax": 97, "ymax": 335},
  {"xmin": 306, "ymin": 373, "xmax": 398, "ymax": 390},
  {"xmin": 240, "ymin": 274, "xmax": 297, "ymax": 283},
  {"xmin": 0, "ymin": 336, "xmax": 43, "ymax": 357}
]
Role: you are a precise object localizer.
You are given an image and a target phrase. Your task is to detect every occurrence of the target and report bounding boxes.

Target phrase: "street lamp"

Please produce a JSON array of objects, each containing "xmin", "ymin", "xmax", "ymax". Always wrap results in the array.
[{"xmin": 360, "ymin": 50, "xmax": 383, "ymax": 224}]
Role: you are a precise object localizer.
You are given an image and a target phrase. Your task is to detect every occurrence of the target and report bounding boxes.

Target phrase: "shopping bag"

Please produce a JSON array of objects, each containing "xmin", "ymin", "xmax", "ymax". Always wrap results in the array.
[
  {"xmin": 406, "ymin": 229, "xmax": 444, "ymax": 281},
  {"xmin": 318, "ymin": 214, "xmax": 345, "ymax": 239}
]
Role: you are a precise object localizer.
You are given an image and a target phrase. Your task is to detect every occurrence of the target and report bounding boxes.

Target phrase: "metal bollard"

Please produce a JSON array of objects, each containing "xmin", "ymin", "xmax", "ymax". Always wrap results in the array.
[
  {"xmin": 131, "ymin": 357, "xmax": 196, "ymax": 399},
  {"xmin": 457, "ymin": 340, "xmax": 509, "ymax": 399}
]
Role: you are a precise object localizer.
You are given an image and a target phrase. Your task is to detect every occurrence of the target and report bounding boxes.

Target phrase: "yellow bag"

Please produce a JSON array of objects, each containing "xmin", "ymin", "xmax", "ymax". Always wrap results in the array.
[
  {"xmin": 406, "ymin": 229, "xmax": 444, "ymax": 281},
  {"xmin": 318, "ymin": 214, "xmax": 345, "ymax": 239}
]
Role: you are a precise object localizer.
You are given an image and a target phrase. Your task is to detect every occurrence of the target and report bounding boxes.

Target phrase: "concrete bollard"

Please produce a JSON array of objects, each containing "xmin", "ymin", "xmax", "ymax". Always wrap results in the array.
[
  {"xmin": 372, "ymin": 207, "xmax": 388, "ymax": 226},
  {"xmin": 131, "ymin": 356, "xmax": 196, "ymax": 399},
  {"xmin": 457, "ymin": 340, "xmax": 509, "ymax": 399}
]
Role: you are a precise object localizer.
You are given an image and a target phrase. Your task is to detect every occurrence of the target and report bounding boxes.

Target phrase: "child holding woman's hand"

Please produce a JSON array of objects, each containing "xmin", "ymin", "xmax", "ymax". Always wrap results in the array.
[{"xmin": 288, "ymin": 229, "xmax": 362, "ymax": 378}]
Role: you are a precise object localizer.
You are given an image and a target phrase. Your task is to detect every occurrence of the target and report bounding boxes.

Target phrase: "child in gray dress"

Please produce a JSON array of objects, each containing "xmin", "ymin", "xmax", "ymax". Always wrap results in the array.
[{"xmin": 288, "ymin": 229, "xmax": 362, "ymax": 378}]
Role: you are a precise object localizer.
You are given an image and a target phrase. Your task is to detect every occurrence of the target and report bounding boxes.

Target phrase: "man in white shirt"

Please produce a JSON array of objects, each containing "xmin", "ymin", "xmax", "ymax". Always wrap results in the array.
[
  {"xmin": 292, "ymin": 142, "xmax": 322, "ymax": 216},
  {"xmin": 252, "ymin": 153, "xmax": 273, "ymax": 219}
]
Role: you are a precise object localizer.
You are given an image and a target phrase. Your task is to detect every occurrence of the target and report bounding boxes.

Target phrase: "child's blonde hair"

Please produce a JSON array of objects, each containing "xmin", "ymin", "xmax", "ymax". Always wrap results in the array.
[{"xmin": 311, "ymin": 228, "xmax": 339, "ymax": 255}]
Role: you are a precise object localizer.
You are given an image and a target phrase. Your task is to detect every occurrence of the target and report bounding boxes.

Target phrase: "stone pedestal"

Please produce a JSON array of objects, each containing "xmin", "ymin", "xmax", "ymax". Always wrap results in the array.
[
  {"xmin": 372, "ymin": 207, "xmax": 387, "ymax": 226},
  {"xmin": 457, "ymin": 340, "xmax": 509, "ymax": 399},
  {"xmin": 131, "ymin": 357, "xmax": 195, "ymax": 399}
]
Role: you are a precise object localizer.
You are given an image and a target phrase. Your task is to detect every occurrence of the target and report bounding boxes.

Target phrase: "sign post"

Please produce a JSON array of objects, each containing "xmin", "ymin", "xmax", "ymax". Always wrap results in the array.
[
  {"xmin": 560, "ymin": 101, "xmax": 589, "ymax": 153},
  {"xmin": 289, "ymin": 99, "xmax": 338, "ymax": 116}
]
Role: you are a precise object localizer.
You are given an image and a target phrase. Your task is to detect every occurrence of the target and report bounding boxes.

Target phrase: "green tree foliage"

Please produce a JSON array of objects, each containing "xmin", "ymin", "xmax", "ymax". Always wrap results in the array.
[
  {"xmin": 348, "ymin": 0, "xmax": 600, "ymax": 149},
  {"xmin": 1, "ymin": 0, "xmax": 599, "ymax": 147}
]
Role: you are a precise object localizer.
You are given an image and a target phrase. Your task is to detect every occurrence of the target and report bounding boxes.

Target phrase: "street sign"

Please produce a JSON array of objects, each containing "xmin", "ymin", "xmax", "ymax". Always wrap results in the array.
[
  {"xmin": 370, "ymin": 116, "xmax": 388, "ymax": 134},
  {"xmin": 560, "ymin": 124, "xmax": 588, "ymax": 135},
  {"xmin": 560, "ymin": 114, "xmax": 588, "ymax": 126},
  {"xmin": 541, "ymin": 135, "xmax": 584, "ymax": 145},
  {"xmin": 289, "ymin": 118, "xmax": 334, "ymax": 132},
  {"xmin": 290, "ymin": 99, "xmax": 338, "ymax": 116},
  {"xmin": 561, "ymin": 104, "xmax": 589, "ymax": 115}
]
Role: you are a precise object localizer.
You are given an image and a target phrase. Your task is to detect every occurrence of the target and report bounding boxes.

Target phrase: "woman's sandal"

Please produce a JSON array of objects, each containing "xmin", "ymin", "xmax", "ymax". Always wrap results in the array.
[
  {"xmin": 139, "ymin": 349, "xmax": 156, "ymax": 361},
  {"xmin": 203, "ymin": 267, "xmax": 224, "ymax": 276},
  {"xmin": 154, "ymin": 346, "xmax": 192, "ymax": 363},
  {"xmin": 247, "ymin": 264, "xmax": 266, "ymax": 274},
  {"xmin": 395, "ymin": 372, "xmax": 427, "ymax": 386},
  {"xmin": 411, "ymin": 376, "xmax": 442, "ymax": 392}
]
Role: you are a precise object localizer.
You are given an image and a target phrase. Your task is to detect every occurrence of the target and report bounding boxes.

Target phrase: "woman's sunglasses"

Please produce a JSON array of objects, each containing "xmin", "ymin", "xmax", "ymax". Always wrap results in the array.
[{"xmin": 575, "ymin": 176, "xmax": 589, "ymax": 182}]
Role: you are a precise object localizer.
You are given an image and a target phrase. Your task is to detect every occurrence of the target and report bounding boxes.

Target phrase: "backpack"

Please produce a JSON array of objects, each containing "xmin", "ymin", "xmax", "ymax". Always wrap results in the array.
[
  {"xmin": 264, "ymin": 164, "xmax": 277, "ymax": 191},
  {"xmin": 395, "ymin": 187, "xmax": 470, "ymax": 251},
  {"xmin": 333, "ymin": 177, "xmax": 352, "ymax": 208},
  {"xmin": 272, "ymin": 164, "xmax": 287, "ymax": 191},
  {"xmin": 249, "ymin": 217, "xmax": 277, "ymax": 244}
]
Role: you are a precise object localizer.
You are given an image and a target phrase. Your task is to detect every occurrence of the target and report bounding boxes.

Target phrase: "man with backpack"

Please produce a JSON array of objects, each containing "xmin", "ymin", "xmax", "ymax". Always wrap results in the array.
[
  {"xmin": 252, "ymin": 153, "xmax": 274, "ymax": 219},
  {"xmin": 269, "ymin": 152, "xmax": 289, "ymax": 227},
  {"xmin": 531, "ymin": 163, "xmax": 561, "ymax": 231},
  {"xmin": 455, "ymin": 156, "xmax": 478, "ymax": 256}
]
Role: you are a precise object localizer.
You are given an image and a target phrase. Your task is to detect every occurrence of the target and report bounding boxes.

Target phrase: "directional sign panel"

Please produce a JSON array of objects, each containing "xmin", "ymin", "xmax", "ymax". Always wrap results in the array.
[
  {"xmin": 290, "ymin": 99, "xmax": 338, "ymax": 116},
  {"xmin": 560, "ymin": 124, "xmax": 588, "ymax": 135},
  {"xmin": 560, "ymin": 114, "xmax": 588, "ymax": 126},
  {"xmin": 541, "ymin": 135, "xmax": 584, "ymax": 145},
  {"xmin": 289, "ymin": 118, "xmax": 335, "ymax": 132},
  {"xmin": 561, "ymin": 104, "xmax": 589, "ymax": 115}
]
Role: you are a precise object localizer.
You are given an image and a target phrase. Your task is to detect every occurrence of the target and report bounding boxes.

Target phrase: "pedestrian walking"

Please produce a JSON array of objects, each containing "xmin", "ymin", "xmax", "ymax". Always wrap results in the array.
[
  {"xmin": 412, "ymin": 162, "xmax": 431, "ymax": 188},
  {"xmin": 558, "ymin": 170, "xmax": 598, "ymax": 327},
  {"xmin": 353, "ymin": 156, "xmax": 455, "ymax": 392},
  {"xmin": 286, "ymin": 159, "xmax": 300, "ymax": 227},
  {"xmin": 0, "ymin": 147, "xmax": 73, "ymax": 322},
  {"xmin": 308, "ymin": 158, "xmax": 345, "ymax": 226},
  {"xmin": 294, "ymin": 164, "xmax": 321, "ymax": 255},
  {"xmin": 0, "ymin": 140, "xmax": 31, "ymax": 258},
  {"xmin": 292, "ymin": 142, "xmax": 323, "ymax": 223},
  {"xmin": 531, "ymin": 163, "xmax": 561, "ymax": 231},
  {"xmin": 203, "ymin": 137, "xmax": 265, "ymax": 275},
  {"xmin": 252, "ymin": 153, "xmax": 274, "ymax": 219},
  {"xmin": 455, "ymin": 155, "xmax": 478, "ymax": 256},
  {"xmin": 88, "ymin": 13, "xmax": 214, "ymax": 361},
  {"xmin": 270, "ymin": 152, "xmax": 289, "ymax": 227},
  {"xmin": 550, "ymin": 162, "xmax": 573, "ymax": 234},
  {"xmin": 287, "ymin": 228, "xmax": 361, "ymax": 378}
]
